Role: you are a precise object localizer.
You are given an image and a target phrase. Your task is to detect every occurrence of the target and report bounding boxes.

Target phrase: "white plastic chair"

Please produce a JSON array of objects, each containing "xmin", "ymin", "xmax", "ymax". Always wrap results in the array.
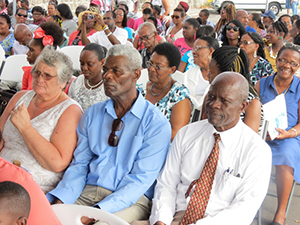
[
  {"xmin": 52, "ymin": 204, "xmax": 129, "ymax": 225},
  {"xmin": 0, "ymin": 45, "xmax": 5, "ymax": 67},
  {"xmin": 137, "ymin": 68, "xmax": 148, "ymax": 90},
  {"xmin": 58, "ymin": 46, "xmax": 84, "ymax": 71},
  {"xmin": 0, "ymin": 54, "xmax": 30, "ymax": 82},
  {"xmin": 172, "ymin": 70, "xmax": 184, "ymax": 83}
]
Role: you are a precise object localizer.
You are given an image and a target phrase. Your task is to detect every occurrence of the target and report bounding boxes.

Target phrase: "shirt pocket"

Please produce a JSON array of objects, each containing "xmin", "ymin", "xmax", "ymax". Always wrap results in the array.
[{"xmin": 218, "ymin": 172, "xmax": 242, "ymax": 202}]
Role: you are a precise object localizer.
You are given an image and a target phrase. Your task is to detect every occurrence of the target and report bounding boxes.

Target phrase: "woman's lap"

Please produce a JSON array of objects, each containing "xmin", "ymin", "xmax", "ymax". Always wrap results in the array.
[{"xmin": 268, "ymin": 138, "xmax": 300, "ymax": 182}]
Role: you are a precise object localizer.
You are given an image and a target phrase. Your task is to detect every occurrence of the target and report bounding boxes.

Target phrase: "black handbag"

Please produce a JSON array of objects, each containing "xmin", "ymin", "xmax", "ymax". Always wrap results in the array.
[{"xmin": 0, "ymin": 89, "xmax": 17, "ymax": 116}]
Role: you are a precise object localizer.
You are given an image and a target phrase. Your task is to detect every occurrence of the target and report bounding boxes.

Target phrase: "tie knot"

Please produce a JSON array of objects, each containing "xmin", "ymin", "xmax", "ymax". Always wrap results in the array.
[{"xmin": 213, "ymin": 133, "xmax": 221, "ymax": 143}]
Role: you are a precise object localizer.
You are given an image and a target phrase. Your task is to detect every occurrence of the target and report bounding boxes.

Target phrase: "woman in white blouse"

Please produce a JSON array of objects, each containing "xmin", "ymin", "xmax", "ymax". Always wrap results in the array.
[
  {"xmin": 165, "ymin": 8, "xmax": 184, "ymax": 43},
  {"xmin": 68, "ymin": 43, "xmax": 109, "ymax": 111}
]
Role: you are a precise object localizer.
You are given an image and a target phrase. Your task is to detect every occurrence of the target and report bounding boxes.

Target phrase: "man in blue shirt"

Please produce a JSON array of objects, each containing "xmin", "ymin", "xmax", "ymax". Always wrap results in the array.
[
  {"xmin": 235, "ymin": 10, "xmax": 257, "ymax": 33},
  {"xmin": 47, "ymin": 45, "xmax": 171, "ymax": 223}
]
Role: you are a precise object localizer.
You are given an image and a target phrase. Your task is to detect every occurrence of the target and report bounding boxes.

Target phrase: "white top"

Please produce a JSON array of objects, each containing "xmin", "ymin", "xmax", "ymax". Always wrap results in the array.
[
  {"xmin": 150, "ymin": 120, "xmax": 272, "ymax": 225},
  {"xmin": 184, "ymin": 66, "xmax": 209, "ymax": 103},
  {"xmin": 62, "ymin": 19, "xmax": 78, "ymax": 37},
  {"xmin": 165, "ymin": 25, "xmax": 183, "ymax": 41},
  {"xmin": 13, "ymin": 41, "xmax": 28, "ymax": 55},
  {"xmin": 68, "ymin": 75, "xmax": 109, "ymax": 112},
  {"xmin": 88, "ymin": 26, "xmax": 128, "ymax": 49},
  {"xmin": 0, "ymin": 91, "xmax": 81, "ymax": 193}
]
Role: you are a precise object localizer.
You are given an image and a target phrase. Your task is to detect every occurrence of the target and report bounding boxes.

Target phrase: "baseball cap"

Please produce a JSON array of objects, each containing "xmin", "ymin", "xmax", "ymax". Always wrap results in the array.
[
  {"xmin": 262, "ymin": 10, "xmax": 276, "ymax": 20},
  {"xmin": 179, "ymin": 1, "xmax": 189, "ymax": 13},
  {"xmin": 90, "ymin": 0, "xmax": 101, "ymax": 6}
]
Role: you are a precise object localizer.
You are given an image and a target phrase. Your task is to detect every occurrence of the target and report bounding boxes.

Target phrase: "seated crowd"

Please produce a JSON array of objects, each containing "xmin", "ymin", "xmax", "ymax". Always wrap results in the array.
[{"xmin": 0, "ymin": 1, "xmax": 299, "ymax": 225}]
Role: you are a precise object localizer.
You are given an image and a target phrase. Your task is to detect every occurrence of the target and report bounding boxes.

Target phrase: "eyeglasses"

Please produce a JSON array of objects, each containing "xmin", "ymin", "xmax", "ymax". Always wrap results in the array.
[
  {"xmin": 33, "ymin": 13, "xmax": 42, "ymax": 16},
  {"xmin": 146, "ymin": 61, "xmax": 169, "ymax": 71},
  {"xmin": 193, "ymin": 45, "xmax": 209, "ymax": 51},
  {"xmin": 31, "ymin": 70, "xmax": 58, "ymax": 81},
  {"xmin": 115, "ymin": 13, "xmax": 124, "ymax": 16},
  {"xmin": 17, "ymin": 13, "xmax": 28, "ymax": 17},
  {"xmin": 139, "ymin": 32, "xmax": 154, "ymax": 41},
  {"xmin": 171, "ymin": 15, "xmax": 180, "ymax": 19},
  {"xmin": 283, "ymin": 21, "xmax": 292, "ymax": 26},
  {"xmin": 277, "ymin": 58, "xmax": 300, "ymax": 67},
  {"xmin": 226, "ymin": 25, "xmax": 239, "ymax": 32},
  {"xmin": 239, "ymin": 40, "xmax": 255, "ymax": 46},
  {"xmin": 108, "ymin": 119, "xmax": 123, "ymax": 147}
]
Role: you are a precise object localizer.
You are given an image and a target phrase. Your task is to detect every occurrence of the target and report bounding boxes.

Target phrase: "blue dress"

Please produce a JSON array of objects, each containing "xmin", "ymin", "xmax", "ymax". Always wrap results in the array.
[{"xmin": 259, "ymin": 74, "xmax": 300, "ymax": 182}]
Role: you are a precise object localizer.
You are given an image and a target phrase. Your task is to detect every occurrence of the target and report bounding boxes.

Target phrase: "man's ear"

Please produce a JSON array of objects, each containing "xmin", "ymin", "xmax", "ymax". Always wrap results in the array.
[
  {"xmin": 133, "ymin": 69, "xmax": 141, "ymax": 82},
  {"xmin": 16, "ymin": 217, "xmax": 28, "ymax": 225},
  {"xmin": 240, "ymin": 100, "xmax": 249, "ymax": 113}
]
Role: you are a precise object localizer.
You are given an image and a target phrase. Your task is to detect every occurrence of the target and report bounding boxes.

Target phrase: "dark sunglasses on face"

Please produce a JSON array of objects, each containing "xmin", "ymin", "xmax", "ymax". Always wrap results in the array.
[
  {"xmin": 108, "ymin": 119, "xmax": 123, "ymax": 147},
  {"xmin": 226, "ymin": 25, "xmax": 239, "ymax": 32},
  {"xmin": 171, "ymin": 15, "xmax": 180, "ymax": 19},
  {"xmin": 17, "ymin": 13, "xmax": 28, "ymax": 17}
]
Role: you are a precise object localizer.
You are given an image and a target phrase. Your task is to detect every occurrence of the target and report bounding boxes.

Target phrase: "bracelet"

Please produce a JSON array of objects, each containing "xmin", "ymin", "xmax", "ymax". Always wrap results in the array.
[
  {"xmin": 291, "ymin": 128, "xmax": 297, "ymax": 137},
  {"xmin": 106, "ymin": 32, "xmax": 112, "ymax": 37},
  {"xmin": 102, "ymin": 25, "xmax": 109, "ymax": 31}
]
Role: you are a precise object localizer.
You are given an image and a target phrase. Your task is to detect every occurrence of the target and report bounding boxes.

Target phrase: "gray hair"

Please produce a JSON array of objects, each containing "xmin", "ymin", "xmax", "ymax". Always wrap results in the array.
[
  {"xmin": 31, "ymin": 46, "xmax": 73, "ymax": 84},
  {"xmin": 106, "ymin": 44, "xmax": 142, "ymax": 70},
  {"xmin": 137, "ymin": 22, "xmax": 156, "ymax": 34}
]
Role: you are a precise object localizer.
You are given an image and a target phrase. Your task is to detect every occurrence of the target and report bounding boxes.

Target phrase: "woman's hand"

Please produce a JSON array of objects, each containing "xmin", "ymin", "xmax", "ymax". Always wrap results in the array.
[
  {"xmin": 276, "ymin": 128, "xmax": 294, "ymax": 140},
  {"xmin": 82, "ymin": 12, "xmax": 88, "ymax": 25},
  {"xmin": 10, "ymin": 103, "xmax": 31, "ymax": 134}
]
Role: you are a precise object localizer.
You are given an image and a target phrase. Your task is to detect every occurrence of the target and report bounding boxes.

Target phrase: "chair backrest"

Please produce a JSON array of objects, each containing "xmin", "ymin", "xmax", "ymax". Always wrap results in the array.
[
  {"xmin": 0, "ymin": 45, "xmax": 5, "ymax": 66},
  {"xmin": 52, "ymin": 204, "xmax": 129, "ymax": 225},
  {"xmin": 172, "ymin": 70, "xmax": 184, "ymax": 84},
  {"xmin": 0, "ymin": 54, "xmax": 30, "ymax": 82},
  {"xmin": 259, "ymin": 120, "xmax": 269, "ymax": 140},
  {"xmin": 58, "ymin": 46, "xmax": 84, "ymax": 71},
  {"xmin": 136, "ymin": 68, "xmax": 148, "ymax": 90}
]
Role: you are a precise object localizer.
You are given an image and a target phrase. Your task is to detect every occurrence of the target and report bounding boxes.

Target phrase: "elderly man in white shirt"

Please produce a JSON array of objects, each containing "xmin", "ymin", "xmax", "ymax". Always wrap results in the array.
[
  {"xmin": 132, "ymin": 72, "xmax": 272, "ymax": 225},
  {"xmin": 81, "ymin": 11, "xmax": 128, "ymax": 49}
]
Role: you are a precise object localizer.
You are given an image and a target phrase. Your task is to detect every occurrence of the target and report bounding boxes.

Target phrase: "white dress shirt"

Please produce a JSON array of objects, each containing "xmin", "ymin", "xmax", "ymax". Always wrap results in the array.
[
  {"xmin": 150, "ymin": 120, "xmax": 272, "ymax": 225},
  {"xmin": 88, "ymin": 26, "xmax": 128, "ymax": 49}
]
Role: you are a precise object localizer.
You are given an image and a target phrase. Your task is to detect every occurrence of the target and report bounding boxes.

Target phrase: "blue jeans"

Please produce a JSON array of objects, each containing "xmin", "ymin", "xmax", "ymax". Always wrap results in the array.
[{"xmin": 292, "ymin": 0, "xmax": 298, "ymax": 15}]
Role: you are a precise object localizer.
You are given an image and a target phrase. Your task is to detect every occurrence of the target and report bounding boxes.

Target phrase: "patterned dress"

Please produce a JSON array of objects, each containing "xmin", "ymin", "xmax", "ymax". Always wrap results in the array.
[
  {"xmin": 0, "ymin": 32, "xmax": 15, "ymax": 58},
  {"xmin": 250, "ymin": 57, "xmax": 274, "ymax": 85},
  {"xmin": 141, "ymin": 81, "xmax": 192, "ymax": 121}
]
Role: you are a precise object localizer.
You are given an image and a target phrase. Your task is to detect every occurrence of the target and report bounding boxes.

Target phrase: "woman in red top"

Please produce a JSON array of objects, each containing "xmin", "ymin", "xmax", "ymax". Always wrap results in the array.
[{"xmin": 68, "ymin": 11, "xmax": 98, "ymax": 46}]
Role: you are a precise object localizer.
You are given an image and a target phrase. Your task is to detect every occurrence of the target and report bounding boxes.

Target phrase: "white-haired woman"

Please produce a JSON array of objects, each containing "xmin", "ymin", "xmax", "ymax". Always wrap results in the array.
[{"xmin": 0, "ymin": 47, "xmax": 82, "ymax": 193}]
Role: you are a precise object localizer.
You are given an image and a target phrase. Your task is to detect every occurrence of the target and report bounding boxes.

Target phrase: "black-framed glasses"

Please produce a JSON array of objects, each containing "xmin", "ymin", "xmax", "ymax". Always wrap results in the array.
[
  {"xmin": 171, "ymin": 15, "xmax": 180, "ymax": 19},
  {"xmin": 139, "ymin": 31, "xmax": 154, "ymax": 41},
  {"xmin": 31, "ymin": 70, "xmax": 58, "ymax": 81},
  {"xmin": 226, "ymin": 25, "xmax": 239, "ymax": 32},
  {"xmin": 277, "ymin": 58, "xmax": 300, "ymax": 67},
  {"xmin": 17, "ymin": 13, "xmax": 28, "ymax": 17},
  {"xmin": 193, "ymin": 45, "xmax": 209, "ymax": 51},
  {"xmin": 239, "ymin": 40, "xmax": 255, "ymax": 46},
  {"xmin": 108, "ymin": 119, "xmax": 123, "ymax": 147},
  {"xmin": 146, "ymin": 61, "xmax": 169, "ymax": 71}
]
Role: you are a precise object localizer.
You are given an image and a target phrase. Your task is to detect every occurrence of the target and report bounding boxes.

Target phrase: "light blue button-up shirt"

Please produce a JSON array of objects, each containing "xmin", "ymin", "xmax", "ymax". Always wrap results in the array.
[{"xmin": 47, "ymin": 91, "xmax": 171, "ymax": 213}]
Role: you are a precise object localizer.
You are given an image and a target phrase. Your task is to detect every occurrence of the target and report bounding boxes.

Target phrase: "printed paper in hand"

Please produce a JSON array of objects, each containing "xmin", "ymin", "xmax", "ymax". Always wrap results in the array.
[{"xmin": 263, "ymin": 94, "xmax": 288, "ymax": 140}]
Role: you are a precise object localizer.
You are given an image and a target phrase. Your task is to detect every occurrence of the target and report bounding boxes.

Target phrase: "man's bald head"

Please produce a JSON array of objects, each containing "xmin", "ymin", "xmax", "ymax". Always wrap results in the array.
[
  {"xmin": 235, "ymin": 10, "xmax": 249, "ymax": 27},
  {"xmin": 205, "ymin": 72, "xmax": 249, "ymax": 131},
  {"xmin": 14, "ymin": 24, "xmax": 32, "ymax": 46}
]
